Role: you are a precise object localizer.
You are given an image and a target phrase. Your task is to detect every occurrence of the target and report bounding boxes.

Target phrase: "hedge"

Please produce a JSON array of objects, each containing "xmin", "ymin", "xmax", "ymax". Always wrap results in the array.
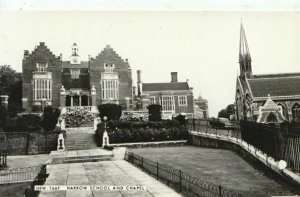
[{"xmin": 95, "ymin": 119, "xmax": 188, "ymax": 145}]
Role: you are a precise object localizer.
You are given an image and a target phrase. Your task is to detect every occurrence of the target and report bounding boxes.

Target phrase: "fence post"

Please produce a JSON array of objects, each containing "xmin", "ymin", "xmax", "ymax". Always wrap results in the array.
[
  {"xmin": 179, "ymin": 170, "xmax": 182, "ymax": 192},
  {"xmin": 218, "ymin": 185, "xmax": 222, "ymax": 197},
  {"xmin": 141, "ymin": 157, "xmax": 143, "ymax": 170},
  {"xmin": 156, "ymin": 162, "xmax": 159, "ymax": 180}
]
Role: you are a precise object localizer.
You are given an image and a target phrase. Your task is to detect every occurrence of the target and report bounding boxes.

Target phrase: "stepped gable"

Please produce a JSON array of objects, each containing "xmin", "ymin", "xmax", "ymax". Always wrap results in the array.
[
  {"xmin": 90, "ymin": 45, "xmax": 130, "ymax": 68},
  {"xmin": 24, "ymin": 42, "xmax": 60, "ymax": 62},
  {"xmin": 22, "ymin": 42, "xmax": 62, "ymax": 84},
  {"xmin": 247, "ymin": 73, "xmax": 300, "ymax": 98}
]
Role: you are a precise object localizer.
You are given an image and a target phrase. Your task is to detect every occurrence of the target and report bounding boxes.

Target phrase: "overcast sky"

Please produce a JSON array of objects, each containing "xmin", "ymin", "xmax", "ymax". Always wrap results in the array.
[{"xmin": 0, "ymin": 11, "xmax": 299, "ymax": 116}]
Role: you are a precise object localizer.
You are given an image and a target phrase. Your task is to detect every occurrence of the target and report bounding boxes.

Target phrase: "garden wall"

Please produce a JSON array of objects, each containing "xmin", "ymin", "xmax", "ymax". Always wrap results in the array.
[{"xmin": 0, "ymin": 131, "xmax": 61, "ymax": 155}]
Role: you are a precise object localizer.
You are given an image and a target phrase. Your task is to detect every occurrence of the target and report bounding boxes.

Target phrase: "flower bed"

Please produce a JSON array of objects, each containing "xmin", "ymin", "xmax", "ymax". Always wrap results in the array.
[
  {"xmin": 120, "ymin": 111, "xmax": 148, "ymax": 121},
  {"xmin": 62, "ymin": 108, "xmax": 96, "ymax": 128}
]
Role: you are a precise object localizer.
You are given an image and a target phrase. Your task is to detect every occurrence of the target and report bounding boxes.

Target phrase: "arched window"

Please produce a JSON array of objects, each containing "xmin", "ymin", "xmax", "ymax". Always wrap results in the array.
[
  {"xmin": 266, "ymin": 113, "xmax": 277, "ymax": 123},
  {"xmin": 292, "ymin": 103, "xmax": 300, "ymax": 121},
  {"xmin": 277, "ymin": 103, "xmax": 286, "ymax": 118}
]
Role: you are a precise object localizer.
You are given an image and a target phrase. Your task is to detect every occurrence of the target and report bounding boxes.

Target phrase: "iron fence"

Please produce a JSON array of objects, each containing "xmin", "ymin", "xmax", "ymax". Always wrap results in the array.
[
  {"xmin": 125, "ymin": 152, "xmax": 243, "ymax": 197},
  {"xmin": 0, "ymin": 150, "xmax": 7, "ymax": 168},
  {"xmin": 24, "ymin": 165, "xmax": 47, "ymax": 197},
  {"xmin": 0, "ymin": 165, "xmax": 45, "ymax": 184}
]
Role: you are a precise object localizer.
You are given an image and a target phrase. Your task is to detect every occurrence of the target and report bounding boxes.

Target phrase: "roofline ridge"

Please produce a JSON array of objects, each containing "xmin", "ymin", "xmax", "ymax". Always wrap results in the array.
[{"xmin": 253, "ymin": 72, "xmax": 300, "ymax": 76}]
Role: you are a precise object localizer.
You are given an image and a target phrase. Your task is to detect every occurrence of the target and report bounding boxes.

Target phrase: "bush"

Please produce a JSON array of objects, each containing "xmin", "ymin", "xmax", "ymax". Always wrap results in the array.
[
  {"xmin": 0, "ymin": 106, "xmax": 8, "ymax": 129},
  {"xmin": 16, "ymin": 114, "xmax": 43, "ymax": 132},
  {"xmin": 95, "ymin": 119, "xmax": 188, "ymax": 145},
  {"xmin": 32, "ymin": 105, "xmax": 41, "ymax": 112},
  {"xmin": 174, "ymin": 114, "xmax": 186, "ymax": 126},
  {"xmin": 43, "ymin": 107, "xmax": 61, "ymax": 131},
  {"xmin": 98, "ymin": 104, "xmax": 122, "ymax": 121},
  {"xmin": 148, "ymin": 104, "xmax": 162, "ymax": 121}
]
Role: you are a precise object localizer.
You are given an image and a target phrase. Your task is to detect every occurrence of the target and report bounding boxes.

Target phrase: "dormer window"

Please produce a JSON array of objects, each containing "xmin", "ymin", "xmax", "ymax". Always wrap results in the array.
[
  {"xmin": 36, "ymin": 62, "xmax": 48, "ymax": 72},
  {"xmin": 70, "ymin": 69, "xmax": 80, "ymax": 79},
  {"xmin": 104, "ymin": 63, "xmax": 114, "ymax": 73}
]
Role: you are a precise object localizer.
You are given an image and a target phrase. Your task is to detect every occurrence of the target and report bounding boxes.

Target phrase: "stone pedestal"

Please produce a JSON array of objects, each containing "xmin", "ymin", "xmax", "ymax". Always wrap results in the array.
[
  {"xmin": 60, "ymin": 86, "xmax": 66, "ymax": 107},
  {"xmin": 0, "ymin": 95, "xmax": 9, "ymax": 110},
  {"xmin": 91, "ymin": 86, "xmax": 97, "ymax": 106},
  {"xmin": 21, "ymin": 98, "xmax": 29, "ymax": 111},
  {"xmin": 125, "ymin": 97, "xmax": 130, "ymax": 110},
  {"xmin": 61, "ymin": 119, "xmax": 66, "ymax": 130},
  {"xmin": 57, "ymin": 133, "xmax": 65, "ymax": 151},
  {"xmin": 102, "ymin": 130, "xmax": 110, "ymax": 147},
  {"xmin": 141, "ymin": 98, "xmax": 149, "ymax": 111}
]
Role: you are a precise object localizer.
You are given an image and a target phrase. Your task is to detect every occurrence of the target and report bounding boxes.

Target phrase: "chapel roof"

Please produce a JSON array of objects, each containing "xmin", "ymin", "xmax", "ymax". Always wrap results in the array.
[{"xmin": 247, "ymin": 73, "xmax": 300, "ymax": 97}]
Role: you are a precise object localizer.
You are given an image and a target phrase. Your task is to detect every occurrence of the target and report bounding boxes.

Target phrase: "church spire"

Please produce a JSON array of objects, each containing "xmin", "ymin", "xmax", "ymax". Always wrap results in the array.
[{"xmin": 239, "ymin": 22, "xmax": 252, "ymax": 78}]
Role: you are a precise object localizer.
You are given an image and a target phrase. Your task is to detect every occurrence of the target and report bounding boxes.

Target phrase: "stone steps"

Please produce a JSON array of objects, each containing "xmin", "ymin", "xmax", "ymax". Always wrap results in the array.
[{"xmin": 65, "ymin": 128, "xmax": 98, "ymax": 150}]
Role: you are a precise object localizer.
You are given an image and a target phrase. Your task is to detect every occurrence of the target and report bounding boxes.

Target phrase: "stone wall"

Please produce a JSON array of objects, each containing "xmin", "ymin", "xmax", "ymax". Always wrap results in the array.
[{"xmin": 0, "ymin": 131, "xmax": 60, "ymax": 155}]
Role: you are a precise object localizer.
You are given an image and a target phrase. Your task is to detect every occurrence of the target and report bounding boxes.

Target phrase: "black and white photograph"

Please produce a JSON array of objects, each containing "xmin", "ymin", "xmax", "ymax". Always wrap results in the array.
[{"xmin": 0, "ymin": 1, "xmax": 300, "ymax": 196}]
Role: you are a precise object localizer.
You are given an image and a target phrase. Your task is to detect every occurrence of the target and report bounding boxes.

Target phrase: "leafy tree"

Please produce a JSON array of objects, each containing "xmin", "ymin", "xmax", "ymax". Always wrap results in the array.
[
  {"xmin": 0, "ymin": 65, "xmax": 22, "ymax": 113},
  {"xmin": 43, "ymin": 107, "xmax": 61, "ymax": 131},
  {"xmin": 218, "ymin": 104, "xmax": 235, "ymax": 119}
]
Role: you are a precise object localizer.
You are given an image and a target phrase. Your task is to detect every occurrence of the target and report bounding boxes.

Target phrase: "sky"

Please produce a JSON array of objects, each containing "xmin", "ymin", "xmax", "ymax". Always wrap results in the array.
[{"xmin": 0, "ymin": 11, "xmax": 300, "ymax": 117}]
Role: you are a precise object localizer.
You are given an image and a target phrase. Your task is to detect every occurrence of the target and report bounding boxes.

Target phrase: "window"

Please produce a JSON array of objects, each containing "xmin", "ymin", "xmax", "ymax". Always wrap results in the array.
[
  {"xmin": 70, "ymin": 69, "xmax": 80, "ymax": 79},
  {"xmin": 36, "ymin": 62, "xmax": 48, "ymax": 72},
  {"xmin": 33, "ymin": 79, "xmax": 52, "ymax": 100},
  {"xmin": 160, "ymin": 96, "xmax": 175, "ymax": 112},
  {"xmin": 178, "ymin": 96, "xmax": 187, "ymax": 106},
  {"xmin": 101, "ymin": 80, "xmax": 119, "ymax": 100},
  {"xmin": 104, "ymin": 63, "xmax": 114, "ymax": 73},
  {"xmin": 149, "ymin": 97, "xmax": 156, "ymax": 105}
]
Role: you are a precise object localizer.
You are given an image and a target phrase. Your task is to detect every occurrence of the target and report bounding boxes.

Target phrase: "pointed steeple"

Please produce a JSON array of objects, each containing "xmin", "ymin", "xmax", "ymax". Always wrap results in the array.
[
  {"xmin": 239, "ymin": 22, "xmax": 252, "ymax": 78},
  {"xmin": 239, "ymin": 23, "xmax": 251, "ymax": 62}
]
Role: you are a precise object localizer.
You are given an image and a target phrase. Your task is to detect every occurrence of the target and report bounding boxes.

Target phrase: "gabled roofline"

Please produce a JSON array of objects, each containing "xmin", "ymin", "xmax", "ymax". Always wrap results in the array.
[
  {"xmin": 253, "ymin": 95, "xmax": 300, "ymax": 101},
  {"xmin": 236, "ymin": 77, "xmax": 244, "ymax": 94},
  {"xmin": 245, "ymin": 77, "xmax": 254, "ymax": 98}
]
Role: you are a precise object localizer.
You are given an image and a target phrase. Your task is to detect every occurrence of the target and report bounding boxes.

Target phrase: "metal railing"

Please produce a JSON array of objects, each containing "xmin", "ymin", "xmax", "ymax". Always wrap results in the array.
[
  {"xmin": 125, "ymin": 152, "xmax": 243, "ymax": 197},
  {"xmin": 24, "ymin": 165, "xmax": 47, "ymax": 197},
  {"xmin": 0, "ymin": 150, "xmax": 7, "ymax": 169},
  {"xmin": 187, "ymin": 119, "xmax": 300, "ymax": 173},
  {"xmin": 0, "ymin": 165, "xmax": 45, "ymax": 184}
]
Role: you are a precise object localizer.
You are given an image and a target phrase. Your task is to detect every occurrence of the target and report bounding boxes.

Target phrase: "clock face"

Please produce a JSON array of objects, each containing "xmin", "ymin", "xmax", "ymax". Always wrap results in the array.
[{"xmin": 73, "ymin": 58, "xmax": 77, "ymax": 63}]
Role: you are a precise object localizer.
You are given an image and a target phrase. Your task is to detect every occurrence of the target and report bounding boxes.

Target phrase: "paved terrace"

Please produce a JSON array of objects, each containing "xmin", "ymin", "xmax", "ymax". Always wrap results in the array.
[{"xmin": 38, "ymin": 148, "xmax": 181, "ymax": 197}]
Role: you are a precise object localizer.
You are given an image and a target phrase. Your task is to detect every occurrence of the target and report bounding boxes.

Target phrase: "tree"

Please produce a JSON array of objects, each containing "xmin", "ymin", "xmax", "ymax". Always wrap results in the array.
[
  {"xmin": 0, "ymin": 65, "xmax": 22, "ymax": 114},
  {"xmin": 218, "ymin": 104, "xmax": 236, "ymax": 119},
  {"xmin": 43, "ymin": 107, "xmax": 61, "ymax": 131}
]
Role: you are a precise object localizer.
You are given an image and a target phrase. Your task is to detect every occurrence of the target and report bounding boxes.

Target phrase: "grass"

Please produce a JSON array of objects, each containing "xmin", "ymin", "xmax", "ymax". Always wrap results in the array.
[{"xmin": 131, "ymin": 146, "xmax": 297, "ymax": 196}]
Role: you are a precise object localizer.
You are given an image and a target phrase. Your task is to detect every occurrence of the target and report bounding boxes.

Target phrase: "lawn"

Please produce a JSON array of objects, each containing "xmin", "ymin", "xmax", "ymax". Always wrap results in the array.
[{"xmin": 131, "ymin": 146, "xmax": 297, "ymax": 196}]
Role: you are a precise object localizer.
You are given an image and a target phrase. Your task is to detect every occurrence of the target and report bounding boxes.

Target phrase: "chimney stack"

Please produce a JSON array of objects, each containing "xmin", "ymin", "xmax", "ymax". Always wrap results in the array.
[
  {"xmin": 171, "ymin": 72, "xmax": 178, "ymax": 82},
  {"xmin": 24, "ymin": 50, "xmax": 29, "ymax": 59}
]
